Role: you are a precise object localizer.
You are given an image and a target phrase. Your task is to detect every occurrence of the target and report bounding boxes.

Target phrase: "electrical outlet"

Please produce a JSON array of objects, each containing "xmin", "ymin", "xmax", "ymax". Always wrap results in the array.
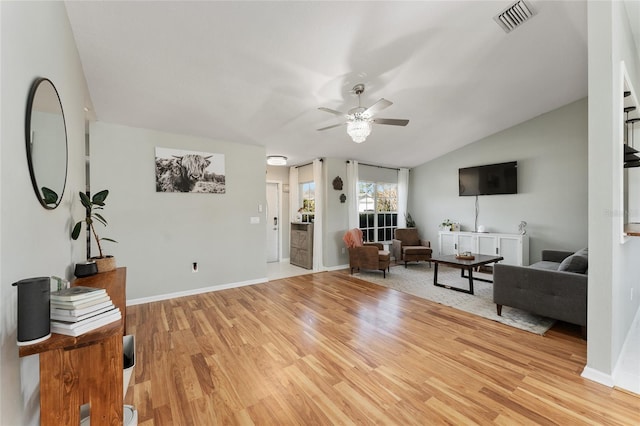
[
  {"xmin": 342, "ymin": 247, "xmax": 345, "ymax": 254},
  {"xmin": 192, "ymin": 262, "xmax": 198, "ymax": 273}
]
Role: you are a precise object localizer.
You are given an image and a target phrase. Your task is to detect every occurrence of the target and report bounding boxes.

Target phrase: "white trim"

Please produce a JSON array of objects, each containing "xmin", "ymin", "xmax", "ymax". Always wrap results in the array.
[
  {"xmin": 325, "ymin": 263, "xmax": 349, "ymax": 272},
  {"xmin": 581, "ymin": 366, "xmax": 615, "ymax": 388},
  {"xmin": 126, "ymin": 277, "xmax": 267, "ymax": 306},
  {"xmin": 612, "ymin": 305, "xmax": 640, "ymax": 394}
]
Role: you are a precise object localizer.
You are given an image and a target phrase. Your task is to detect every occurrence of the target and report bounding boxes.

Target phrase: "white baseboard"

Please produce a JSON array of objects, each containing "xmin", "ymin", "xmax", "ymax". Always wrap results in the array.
[
  {"xmin": 581, "ymin": 366, "xmax": 614, "ymax": 387},
  {"xmin": 582, "ymin": 306, "xmax": 640, "ymax": 394},
  {"xmin": 126, "ymin": 277, "xmax": 268, "ymax": 306},
  {"xmin": 325, "ymin": 263, "xmax": 349, "ymax": 272}
]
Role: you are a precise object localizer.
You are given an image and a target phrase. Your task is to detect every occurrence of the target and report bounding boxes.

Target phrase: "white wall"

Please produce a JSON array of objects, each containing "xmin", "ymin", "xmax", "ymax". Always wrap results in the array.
[
  {"xmin": 323, "ymin": 158, "xmax": 350, "ymax": 268},
  {"xmin": 0, "ymin": 2, "xmax": 89, "ymax": 424},
  {"xmin": 586, "ymin": 0, "xmax": 640, "ymax": 384},
  {"xmin": 409, "ymin": 98, "xmax": 588, "ymax": 263},
  {"xmin": 89, "ymin": 122, "xmax": 268, "ymax": 300}
]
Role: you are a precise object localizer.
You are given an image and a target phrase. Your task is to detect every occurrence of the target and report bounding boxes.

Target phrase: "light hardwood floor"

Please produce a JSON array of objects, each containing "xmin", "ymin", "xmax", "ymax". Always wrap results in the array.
[{"xmin": 125, "ymin": 270, "xmax": 640, "ymax": 425}]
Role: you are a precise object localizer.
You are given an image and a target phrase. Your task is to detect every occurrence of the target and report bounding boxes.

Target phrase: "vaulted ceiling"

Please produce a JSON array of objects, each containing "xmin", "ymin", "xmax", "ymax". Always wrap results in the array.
[{"xmin": 65, "ymin": 1, "xmax": 587, "ymax": 168}]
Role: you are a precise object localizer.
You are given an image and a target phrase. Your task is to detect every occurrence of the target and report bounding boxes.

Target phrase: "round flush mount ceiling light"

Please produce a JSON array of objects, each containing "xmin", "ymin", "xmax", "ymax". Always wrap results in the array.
[{"xmin": 266, "ymin": 155, "xmax": 288, "ymax": 166}]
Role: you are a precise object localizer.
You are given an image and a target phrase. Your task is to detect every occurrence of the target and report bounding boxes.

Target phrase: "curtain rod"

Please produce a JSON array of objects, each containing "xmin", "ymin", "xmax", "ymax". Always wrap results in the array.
[
  {"xmin": 346, "ymin": 160, "xmax": 400, "ymax": 171},
  {"xmin": 294, "ymin": 158, "xmax": 323, "ymax": 168}
]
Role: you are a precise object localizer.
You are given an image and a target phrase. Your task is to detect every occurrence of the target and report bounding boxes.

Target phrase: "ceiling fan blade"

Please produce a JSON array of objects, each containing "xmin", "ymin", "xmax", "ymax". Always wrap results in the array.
[
  {"xmin": 364, "ymin": 98, "xmax": 393, "ymax": 116},
  {"xmin": 317, "ymin": 122, "xmax": 347, "ymax": 131},
  {"xmin": 373, "ymin": 118, "xmax": 409, "ymax": 126},
  {"xmin": 318, "ymin": 107, "xmax": 347, "ymax": 117}
]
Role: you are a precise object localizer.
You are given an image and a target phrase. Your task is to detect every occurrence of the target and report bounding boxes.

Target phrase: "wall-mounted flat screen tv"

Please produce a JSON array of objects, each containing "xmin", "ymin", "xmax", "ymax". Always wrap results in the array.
[{"xmin": 459, "ymin": 161, "xmax": 517, "ymax": 196}]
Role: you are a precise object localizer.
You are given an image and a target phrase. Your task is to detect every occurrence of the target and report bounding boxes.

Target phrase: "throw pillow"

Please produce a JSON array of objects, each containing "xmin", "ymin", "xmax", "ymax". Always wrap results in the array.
[
  {"xmin": 574, "ymin": 247, "xmax": 588, "ymax": 257},
  {"xmin": 558, "ymin": 254, "xmax": 588, "ymax": 274}
]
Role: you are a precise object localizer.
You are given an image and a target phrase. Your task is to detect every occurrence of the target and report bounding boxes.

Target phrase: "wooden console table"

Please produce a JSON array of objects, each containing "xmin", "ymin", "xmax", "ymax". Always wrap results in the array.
[{"xmin": 18, "ymin": 267, "xmax": 127, "ymax": 426}]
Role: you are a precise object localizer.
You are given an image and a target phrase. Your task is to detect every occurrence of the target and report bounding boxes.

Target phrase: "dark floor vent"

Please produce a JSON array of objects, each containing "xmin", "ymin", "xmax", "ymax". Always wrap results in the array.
[{"xmin": 494, "ymin": 0, "xmax": 536, "ymax": 33}]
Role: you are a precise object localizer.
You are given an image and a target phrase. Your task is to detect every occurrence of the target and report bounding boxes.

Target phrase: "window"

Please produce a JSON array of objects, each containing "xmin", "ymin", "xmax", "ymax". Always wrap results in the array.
[
  {"xmin": 358, "ymin": 181, "xmax": 398, "ymax": 243},
  {"xmin": 300, "ymin": 181, "xmax": 315, "ymax": 222}
]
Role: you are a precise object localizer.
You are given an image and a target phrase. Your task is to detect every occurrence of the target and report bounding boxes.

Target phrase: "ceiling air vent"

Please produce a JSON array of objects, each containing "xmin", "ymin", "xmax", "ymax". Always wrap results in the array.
[{"xmin": 494, "ymin": 0, "xmax": 536, "ymax": 33}]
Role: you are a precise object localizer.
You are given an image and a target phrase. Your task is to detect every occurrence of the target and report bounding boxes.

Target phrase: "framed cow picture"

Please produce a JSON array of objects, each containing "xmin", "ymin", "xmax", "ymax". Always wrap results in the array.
[{"xmin": 155, "ymin": 147, "xmax": 225, "ymax": 193}]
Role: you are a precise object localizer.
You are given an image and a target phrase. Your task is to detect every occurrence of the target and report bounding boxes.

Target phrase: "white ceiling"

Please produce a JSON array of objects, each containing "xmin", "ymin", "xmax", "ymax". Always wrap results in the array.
[{"xmin": 64, "ymin": 1, "xmax": 587, "ymax": 168}]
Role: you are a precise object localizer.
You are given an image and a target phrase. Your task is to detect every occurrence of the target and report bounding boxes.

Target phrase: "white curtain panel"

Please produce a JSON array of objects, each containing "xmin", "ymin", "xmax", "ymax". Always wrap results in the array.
[
  {"xmin": 289, "ymin": 166, "xmax": 299, "ymax": 222},
  {"xmin": 312, "ymin": 159, "xmax": 324, "ymax": 271},
  {"xmin": 346, "ymin": 160, "xmax": 359, "ymax": 229},
  {"xmin": 397, "ymin": 168, "xmax": 409, "ymax": 228}
]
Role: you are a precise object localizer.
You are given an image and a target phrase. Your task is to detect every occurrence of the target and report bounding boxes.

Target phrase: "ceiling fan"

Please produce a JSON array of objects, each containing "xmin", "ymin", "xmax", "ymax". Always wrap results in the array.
[{"xmin": 317, "ymin": 84, "xmax": 409, "ymax": 143}]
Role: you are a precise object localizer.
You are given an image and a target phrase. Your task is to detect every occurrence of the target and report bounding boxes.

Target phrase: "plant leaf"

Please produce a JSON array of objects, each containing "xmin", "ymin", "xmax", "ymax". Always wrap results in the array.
[
  {"xmin": 92, "ymin": 190, "xmax": 109, "ymax": 205},
  {"xmin": 41, "ymin": 187, "xmax": 58, "ymax": 205},
  {"xmin": 79, "ymin": 192, "xmax": 91, "ymax": 209},
  {"xmin": 93, "ymin": 213, "xmax": 107, "ymax": 226},
  {"xmin": 100, "ymin": 237, "xmax": 117, "ymax": 243},
  {"xmin": 71, "ymin": 222, "xmax": 82, "ymax": 240}
]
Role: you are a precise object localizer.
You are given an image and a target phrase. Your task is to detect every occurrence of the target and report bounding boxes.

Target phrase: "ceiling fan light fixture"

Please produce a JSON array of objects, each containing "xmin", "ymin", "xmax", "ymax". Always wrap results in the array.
[
  {"xmin": 266, "ymin": 155, "xmax": 288, "ymax": 166},
  {"xmin": 347, "ymin": 119, "xmax": 372, "ymax": 143}
]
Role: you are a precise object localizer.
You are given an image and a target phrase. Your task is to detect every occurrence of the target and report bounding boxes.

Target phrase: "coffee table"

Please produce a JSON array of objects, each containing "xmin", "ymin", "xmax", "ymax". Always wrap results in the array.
[{"xmin": 430, "ymin": 253, "xmax": 504, "ymax": 295}]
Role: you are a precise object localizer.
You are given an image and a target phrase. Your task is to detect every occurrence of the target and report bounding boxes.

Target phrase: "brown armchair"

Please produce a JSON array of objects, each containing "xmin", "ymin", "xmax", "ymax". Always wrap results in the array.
[
  {"xmin": 343, "ymin": 229, "xmax": 391, "ymax": 278},
  {"xmin": 391, "ymin": 228, "xmax": 432, "ymax": 268}
]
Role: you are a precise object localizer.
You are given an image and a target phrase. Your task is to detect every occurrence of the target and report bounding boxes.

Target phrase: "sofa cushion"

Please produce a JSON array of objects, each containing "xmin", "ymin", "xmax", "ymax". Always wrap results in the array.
[
  {"xmin": 402, "ymin": 246, "xmax": 431, "ymax": 255},
  {"xmin": 395, "ymin": 228, "xmax": 420, "ymax": 246},
  {"xmin": 529, "ymin": 261, "xmax": 562, "ymax": 271},
  {"xmin": 558, "ymin": 254, "xmax": 588, "ymax": 274}
]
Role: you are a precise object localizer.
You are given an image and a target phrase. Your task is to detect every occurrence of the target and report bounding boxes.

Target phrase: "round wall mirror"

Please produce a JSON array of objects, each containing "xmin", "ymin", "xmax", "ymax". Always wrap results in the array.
[{"xmin": 25, "ymin": 78, "xmax": 68, "ymax": 209}]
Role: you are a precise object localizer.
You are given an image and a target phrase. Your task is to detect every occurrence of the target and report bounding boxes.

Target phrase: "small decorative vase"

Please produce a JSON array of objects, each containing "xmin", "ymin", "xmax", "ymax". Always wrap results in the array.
[{"xmin": 92, "ymin": 256, "xmax": 116, "ymax": 273}]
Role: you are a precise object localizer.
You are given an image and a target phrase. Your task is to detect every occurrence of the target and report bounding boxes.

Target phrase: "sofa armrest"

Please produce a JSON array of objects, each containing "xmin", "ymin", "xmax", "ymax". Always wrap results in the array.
[
  {"xmin": 419, "ymin": 240, "xmax": 431, "ymax": 248},
  {"xmin": 493, "ymin": 264, "xmax": 587, "ymax": 326},
  {"xmin": 364, "ymin": 242, "xmax": 384, "ymax": 251},
  {"xmin": 541, "ymin": 250, "xmax": 574, "ymax": 263}
]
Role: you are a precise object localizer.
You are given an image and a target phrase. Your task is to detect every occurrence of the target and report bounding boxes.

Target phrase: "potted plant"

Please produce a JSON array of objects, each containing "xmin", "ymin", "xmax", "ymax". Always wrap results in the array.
[
  {"xmin": 440, "ymin": 219, "xmax": 453, "ymax": 231},
  {"xmin": 71, "ymin": 189, "xmax": 117, "ymax": 272},
  {"xmin": 405, "ymin": 212, "xmax": 416, "ymax": 228}
]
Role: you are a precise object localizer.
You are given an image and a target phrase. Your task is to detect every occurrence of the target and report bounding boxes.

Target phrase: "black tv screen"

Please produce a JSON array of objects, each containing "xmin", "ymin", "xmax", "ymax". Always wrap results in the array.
[{"xmin": 459, "ymin": 161, "xmax": 517, "ymax": 196}]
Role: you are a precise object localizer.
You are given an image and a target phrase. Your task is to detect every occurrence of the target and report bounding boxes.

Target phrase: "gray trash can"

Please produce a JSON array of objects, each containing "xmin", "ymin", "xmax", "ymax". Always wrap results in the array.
[{"xmin": 123, "ymin": 334, "xmax": 136, "ymax": 396}]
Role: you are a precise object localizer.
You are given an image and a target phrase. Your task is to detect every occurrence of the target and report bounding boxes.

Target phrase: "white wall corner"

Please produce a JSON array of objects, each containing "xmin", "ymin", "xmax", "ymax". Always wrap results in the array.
[
  {"xmin": 612, "ymin": 305, "xmax": 640, "ymax": 395},
  {"xmin": 581, "ymin": 366, "xmax": 615, "ymax": 388}
]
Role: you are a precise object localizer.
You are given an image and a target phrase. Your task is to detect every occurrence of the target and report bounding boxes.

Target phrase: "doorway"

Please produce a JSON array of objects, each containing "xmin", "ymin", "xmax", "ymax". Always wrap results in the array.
[{"xmin": 266, "ymin": 182, "xmax": 280, "ymax": 263}]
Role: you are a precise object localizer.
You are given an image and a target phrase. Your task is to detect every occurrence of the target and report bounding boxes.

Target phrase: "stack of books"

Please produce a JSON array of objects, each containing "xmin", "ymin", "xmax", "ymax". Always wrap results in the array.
[{"xmin": 50, "ymin": 286, "xmax": 121, "ymax": 336}]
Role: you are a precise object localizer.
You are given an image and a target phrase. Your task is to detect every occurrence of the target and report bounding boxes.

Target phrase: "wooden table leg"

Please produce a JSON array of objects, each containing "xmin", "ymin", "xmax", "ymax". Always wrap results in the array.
[{"xmin": 38, "ymin": 334, "xmax": 123, "ymax": 425}]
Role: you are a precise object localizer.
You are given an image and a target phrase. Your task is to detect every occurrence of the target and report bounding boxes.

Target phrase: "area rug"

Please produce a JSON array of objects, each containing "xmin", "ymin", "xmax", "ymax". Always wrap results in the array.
[{"xmin": 352, "ymin": 262, "xmax": 555, "ymax": 335}]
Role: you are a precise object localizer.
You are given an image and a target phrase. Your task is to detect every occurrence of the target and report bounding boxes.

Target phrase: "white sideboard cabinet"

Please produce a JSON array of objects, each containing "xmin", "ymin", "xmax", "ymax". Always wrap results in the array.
[{"xmin": 438, "ymin": 231, "xmax": 529, "ymax": 266}]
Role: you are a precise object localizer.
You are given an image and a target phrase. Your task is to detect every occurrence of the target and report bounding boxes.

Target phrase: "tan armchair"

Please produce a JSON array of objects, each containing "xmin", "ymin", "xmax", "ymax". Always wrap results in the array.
[
  {"xmin": 391, "ymin": 228, "xmax": 432, "ymax": 268},
  {"xmin": 343, "ymin": 229, "xmax": 391, "ymax": 278}
]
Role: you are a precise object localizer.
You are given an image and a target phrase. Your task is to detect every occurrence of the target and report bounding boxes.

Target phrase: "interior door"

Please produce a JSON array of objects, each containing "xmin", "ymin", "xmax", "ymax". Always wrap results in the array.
[{"xmin": 266, "ymin": 182, "xmax": 280, "ymax": 263}]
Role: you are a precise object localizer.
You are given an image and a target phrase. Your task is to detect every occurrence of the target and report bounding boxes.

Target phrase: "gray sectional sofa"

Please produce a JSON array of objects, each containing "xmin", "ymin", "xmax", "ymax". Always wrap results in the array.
[{"xmin": 493, "ymin": 248, "xmax": 588, "ymax": 335}]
